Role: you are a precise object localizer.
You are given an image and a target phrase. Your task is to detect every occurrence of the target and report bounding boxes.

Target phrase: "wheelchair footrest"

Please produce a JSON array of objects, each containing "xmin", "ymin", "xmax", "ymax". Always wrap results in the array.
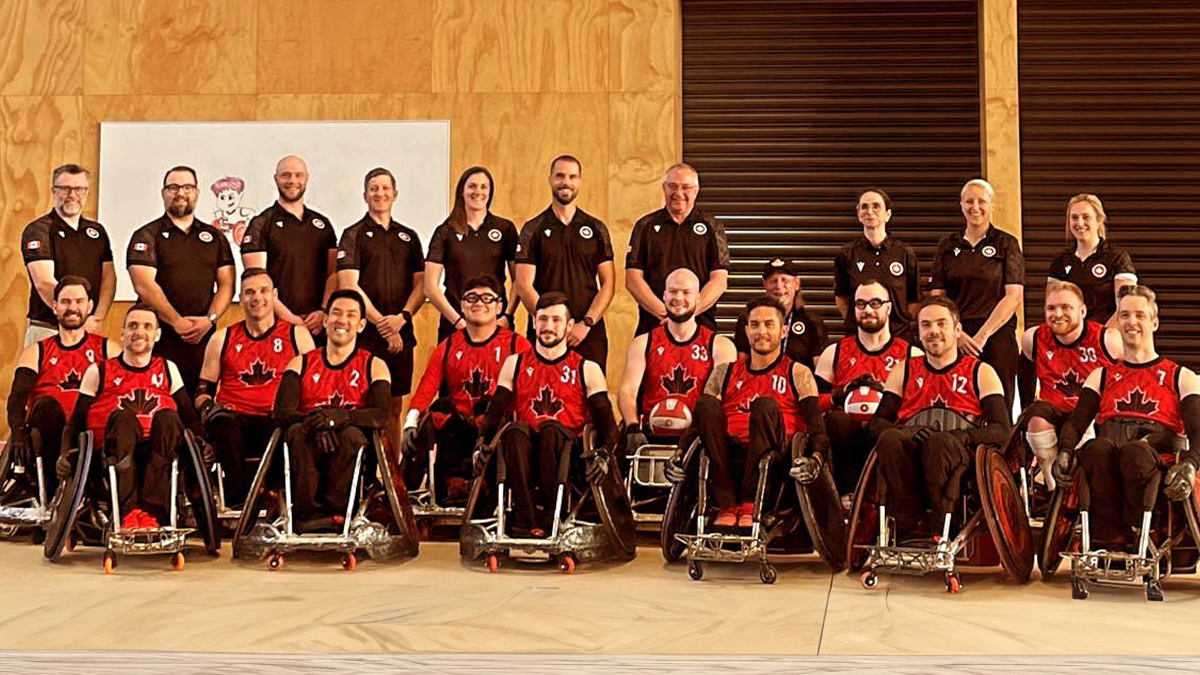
[
  {"xmin": 0, "ymin": 504, "xmax": 52, "ymax": 527},
  {"xmin": 859, "ymin": 543, "xmax": 957, "ymax": 576},
  {"xmin": 677, "ymin": 532, "xmax": 765, "ymax": 563},
  {"xmin": 107, "ymin": 527, "xmax": 193, "ymax": 555},
  {"xmin": 1064, "ymin": 550, "xmax": 1160, "ymax": 584}
]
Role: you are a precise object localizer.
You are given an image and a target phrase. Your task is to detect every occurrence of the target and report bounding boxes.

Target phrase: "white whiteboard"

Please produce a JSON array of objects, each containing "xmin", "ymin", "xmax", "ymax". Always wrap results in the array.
[{"xmin": 99, "ymin": 120, "xmax": 450, "ymax": 301}]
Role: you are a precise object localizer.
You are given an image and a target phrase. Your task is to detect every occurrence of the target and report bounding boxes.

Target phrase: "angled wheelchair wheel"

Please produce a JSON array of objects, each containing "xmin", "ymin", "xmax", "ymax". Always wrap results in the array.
[
  {"xmin": 976, "ymin": 445, "xmax": 1035, "ymax": 583},
  {"xmin": 591, "ymin": 462, "xmax": 637, "ymax": 560},
  {"xmin": 182, "ymin": 431, "xmax": 220, "ymax": 555},
  {"xmin": 795, "ymin": 458, "xmax": 848, "ymax": 571},
  {"xmin": 232, "ymin": 429, "xmax": 282, "ymax": 558},
  {"xmin": 44, "ymin": 432, "xmax": 95, "ymax": 561},
  {"xmin": 1039, "ymin": 485, "xmax": 1078, "ymax": 580},
  {"xmin": 845, "ymin": 450, "xmax": 880, "ymax": 572},
  {"xmin": 660, "ymin": 438, "xmax": 701, "ymax": 563},
  {"xmin": 372, "ymin": 431, "xmax": 420, "ymax": 557}
]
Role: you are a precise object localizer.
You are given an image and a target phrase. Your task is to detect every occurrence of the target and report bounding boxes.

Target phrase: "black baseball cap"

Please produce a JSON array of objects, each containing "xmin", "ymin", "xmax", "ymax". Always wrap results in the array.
[{"xmin": 762, "ymin": 257, "xmax": 801, "ymax": 278}]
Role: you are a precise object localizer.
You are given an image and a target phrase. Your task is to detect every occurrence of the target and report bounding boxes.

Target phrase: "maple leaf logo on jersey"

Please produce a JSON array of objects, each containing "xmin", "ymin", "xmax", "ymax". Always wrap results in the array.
[
  {"xmin": 463, "ymin": 367, "xmax": 492, "ymax": 400},
  {"xmin": 735, "ymin": 394, "xmax": 761, "ymax": 414},
  {"xmin": 531, "ymin": 385, "xmax": 563, "ymax": 418},
  {"xmin": 930, "ymin": 395, "xmax": 949, "ymax": 409},
  {"xmin": 1116, "ymin": 387, "xmax": 1159, "ymax": 416},
  {"xmin": 239, "ymin": 359, "xmax": 276, "ymax": 386},
  {"xmin": 118, "ymin": 389, "xmax": 160, "ymax": 415},
  {"xmin": 58, "ymin": 369, "xmax": 83, "ymax": 392},
  {"xmin": 660, "ymin": 364, "xmax": 696, "ymax": 396},
  {"xmin": 1054, "ymin": 369, "xmax": 1085, "ymax": 399},
  {"xmin": 324, "ymin": 392, "xmax": 350, "ymax": 409}
]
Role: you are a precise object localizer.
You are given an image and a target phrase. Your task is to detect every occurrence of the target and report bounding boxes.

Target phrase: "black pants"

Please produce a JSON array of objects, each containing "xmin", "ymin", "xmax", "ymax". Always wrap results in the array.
[
  {"xmin": 287, "ymin": 423, "xmax": 369, "ymax": 520},
  {"xmin": 359, "ymin": 325, "xmax": 415, "ymax": 397},
  {"xmin": 498, "ymin": 421, "xmax": 575, "ymax": 531},
  {"xmin": 207, "ymin": 412, "xmax": 275, "ymax": 508},
  {"xmin": 826, "ymin": 409, "xmax": 871, "ymax": 495},
  {"xmin": 106, "ymin": 409, "xmax": 183, "ymax": 521},
  {"xmin": 154, "ymin": 325, "xmax": 212, "ymax": 398},
  {"xmin": 527, "ymin": 321, "xmax": 608, "ymax": 372},
  {"xmin": 405, "ymin": 401, "xmax": 477, "ymax": 500},
  {"xmin": 963, "ymin": 318, "xmax": 1017, "ymax": 411},
  {"xmin": 694, "ymin": 394, "xmax": 786, "ymax": 508},
  {"xmin": 874, "ymin": 427, "xmax": 972, "ymax": 535},
  {"xmin": 1078, "ymin": 437, "xmax": 1164, "ymax": 532},
  {"xmin": 26, "ymin": 396, "xmax": 66, "ymax": 495}
]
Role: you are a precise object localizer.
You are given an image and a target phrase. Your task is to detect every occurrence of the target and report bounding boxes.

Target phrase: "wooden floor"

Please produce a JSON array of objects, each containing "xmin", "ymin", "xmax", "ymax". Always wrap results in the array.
[{"xmin": 3, "ymin": 537, "xmax": 1200, "ymax": 660}]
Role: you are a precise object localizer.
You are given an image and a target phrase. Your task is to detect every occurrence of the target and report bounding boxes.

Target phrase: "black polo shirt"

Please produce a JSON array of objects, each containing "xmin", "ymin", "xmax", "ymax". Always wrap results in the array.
[
  {"xmin": 732, "ymin": 306, "xmax": 827, "ymax": 370},
  {"xmin": 1048, "ymin": 238, "xmax": 1136, "ymax": 321},
  {"xmin": 833, "ymin": 234, "xmax": 920, "ymax": 331},
  {"xmin": 21, "ymin": 210, "xmax": 113, "ymax": 324},
  {"xmin": 516, "ymin": 206, "xmax": 613, "ymax": 321},
  {"xmin": 626, "ymin": 206, "xmax": 730, "ymax": 334},
  {"xmin": 242, "ymin": 203, "xmax": 337, "ymax": 316},
  {"xmin": 337, "ymin": 214, "xmax": 424, "ymax": 344},
  {"xmin": 426, "ymin": 213, "xmax": 518, "ymax": 310},
  {"xmin": 126, "ymin": 215, "xmax": 235, "ymax": 317},
  {"xmin": 931, "ymin": 225, "xmax": 1025, "ymax": 326}
]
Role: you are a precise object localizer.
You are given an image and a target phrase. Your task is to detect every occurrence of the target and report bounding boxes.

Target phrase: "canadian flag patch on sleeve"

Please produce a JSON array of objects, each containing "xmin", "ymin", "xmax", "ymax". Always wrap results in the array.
[{"xmin": 26, "ymin": 240, "xmax": 40, "ymax": 250}]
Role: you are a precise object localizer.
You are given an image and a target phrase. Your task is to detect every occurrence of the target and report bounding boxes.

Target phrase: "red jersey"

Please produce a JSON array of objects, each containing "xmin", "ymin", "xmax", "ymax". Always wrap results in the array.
[
  {"xmin": 721, "ymin": 353, "xmax": 806, "ymax": 446},
  {"xmin": 216, "ymin": 319, "xmax": 300, "ymax": 416},
  {"xmin": 298, "ymin": 348, "xmax": 374, "ymax": 413},
  {"xmin": 897, "ymin": 355, "xmax": 984, "ymax": 424},
  {"xmin": 831, "ymin": 334, "xmax": 912, "ymax": 388},
  {"xmin": 32, "ymin": 333, "xmax": 107, "ymax": 416},
  {"xmin": 639, "ymin": 324, "xmax": 716, "ymax": 424},
  {"xmin": 1096, "ymin": 357, "xmax": 1183, "ymax": 434},
  {"xmin": 87, "ymin": 356, "xmax": 177, "ymax": 435},
  {"xmin": 1034, "ymin": 321, "xmax": 1116, "ymax": 414},
  {"xmin": 512, "ymin": 349, "xmax": 590, "ymax": 435},
  {"xmin": 410, "ymin": 327, "xmax": 530, "ymax": 417}
]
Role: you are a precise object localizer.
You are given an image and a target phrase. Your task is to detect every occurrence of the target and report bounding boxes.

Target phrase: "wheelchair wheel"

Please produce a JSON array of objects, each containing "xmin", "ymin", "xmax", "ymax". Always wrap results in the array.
[
  {"xmin": 591, "ymin": 462, "xmax": 637, "ymax": 560},
  {"xmin": 660, "ymin": 439, "xmax": 700, "ymax": 563},
  {"xmin": 1039, "ymin": 485, "xmax": 1077, "ymax": 580},
  {"xmin": 232, "ymin": 429, "xmax": 282, "ymax": 559},
  {"xmin": 182, "ymin": 431, "xmax": 220, "ymax": 555},
  {"xmin": 44, "ymin": 433, "xmax": 95, "ymax": 561},
  {"xmin": 795, "ymin": 454, "xmax": 848, "ymax": 571},
  {"xmin": 976, "ymin": 445, "xmax": 1035, "ymax": 583},
  {"xmin": 371, "ymin": 431, "xmax": 420, "ymax": 557},
  {"xmin": 845, "ymin": 450, "xmax": 881, "ymax": 572}
]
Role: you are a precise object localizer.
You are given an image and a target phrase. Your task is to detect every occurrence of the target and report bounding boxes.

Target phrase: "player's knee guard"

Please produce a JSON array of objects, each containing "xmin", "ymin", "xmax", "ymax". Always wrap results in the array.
[{"xmin": 1026, "ymin": 427, "xmax": 1059, "ymax": 491}]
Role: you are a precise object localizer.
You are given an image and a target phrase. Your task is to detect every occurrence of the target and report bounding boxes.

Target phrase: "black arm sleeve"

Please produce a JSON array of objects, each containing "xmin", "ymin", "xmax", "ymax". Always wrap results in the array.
[
  {"xmin": 348, "ymin": 381, "xmax": 391, "ymax": 430},
  {"xmin": 799, "ymin": 396, "xmax": 827, "ymax": 439},
  {"xmin": 7, "ymin": 367, "xmax": 37, "ymax": 438},
  {"xmin": 62, "ymin": 393, "xmax": 95, "ymax": 452},
  {"xmin": 967, "ymin": 393, "xmax": 1011, "ymax": 447},
  {"xmin": 1181, "ymin": 394, "xmax": 1200, "ymax": 467},
  {"xmin": 172, "ymin": 388, "xmax": 202, "ymax": 436},
  {"xmin": 479, "ymin": 386, "xmax": 514, "ymax": 445},
  {"xmin": 815, "ymin": 374, "xmax": 833, "ymax": 394},
  {"xmin": 1058, "ymin": 388, "xmax": 1100, "ymax": 455},
  {"xmin": 587, "ymin": 392, "xmax": 619, "ymax": 452},
  {"xmin": 195, "ymin": 378, "xmax": 217, "ymax": 400},
  {"xmin": 1017, "ymin": 354, "xmax": 1037, "ymax": 413},
  {"xmin": 273, "ymin": 372, "xmax": 303, "ymax": 429},
  {"xmin": 867, "ymin": 390, "xmax": 902, "ymax": 441}
]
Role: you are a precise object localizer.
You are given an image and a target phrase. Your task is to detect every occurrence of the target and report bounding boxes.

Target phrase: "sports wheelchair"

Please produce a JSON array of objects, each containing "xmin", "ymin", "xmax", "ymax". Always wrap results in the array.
[
  {"xmin": 42, "ymin": 430, "xmax": 219, "ymax": 573},
  {"xmin": 459, "ymin": 423, "xmax": 637, "ymax": 573},
  {"xmin": 0, "ymin": 432, "xmax": 53, "ymax": 541},
  {"xmin": 659, "ymin": 432, "xmax": 847, "ymax": 584},
  {"xmin": 847, "ymin": 408, "xmax": 1034, "ymax": 593},
  {"xmin": 231, "ymin": 427, "xmax": 419, "ymax": 571}
]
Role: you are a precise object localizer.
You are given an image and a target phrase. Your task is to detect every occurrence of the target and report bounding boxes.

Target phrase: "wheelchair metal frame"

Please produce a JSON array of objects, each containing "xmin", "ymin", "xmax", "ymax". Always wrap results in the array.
[
  {"xmin": 0, "ymin": 446, "xmax": 52, "ymax": 536},
  {"xmin": 626, "ymin": 441, "xmax": 678, "ymax": 526}
]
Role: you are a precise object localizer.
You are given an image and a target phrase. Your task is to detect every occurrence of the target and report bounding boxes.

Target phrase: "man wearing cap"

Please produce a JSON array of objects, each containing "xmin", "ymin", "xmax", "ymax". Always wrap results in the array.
[{"xmin": 732, "ymin": 257, "xmax": 827, "ymax": 370}]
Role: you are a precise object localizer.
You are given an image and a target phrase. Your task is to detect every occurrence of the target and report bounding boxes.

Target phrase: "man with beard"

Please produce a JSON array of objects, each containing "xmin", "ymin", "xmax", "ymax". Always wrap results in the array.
[
  {"xmin": 403, "ymin": 275, "xmax": 531, "ymax": 501},
  {"xmin": 272, "ymin": 290, "xmax": 391, "ymax": 527},
  {"xmin": 626, "ymin": 163, "xmax": 730, "ymax": 335},
  {"xmin": 515, "ymin": 155, "xmax": 615, "ymax": 368},
  {"xmin": 21, "ymin": 164, "xmax": 115, "ymax": 345},
  {"xmin": 8, "ymin": 277, "xmax": 119, "ymax": 495},
  {"xmin": 195, "ymin": 268, "xmax": 316, "ymax": 508},
  {"xmin": 1051, "ymin": 286, "xmax": 1200, "ymax": 550},
  {"xmin": 692, "ymin": 297, "xmax": 829, "ymax": 529},
  {"xmin": 128, "ymin": 166, "xmax": 235, "ymax": 395},
  {"xmin": 617, "ymin": 268, "xmax": 736, "ymax": 462},
  {"xmin": 476, "ymin": 292, "xmax": 618, "ymax": 537},
  {"xmin": 62, "ymin": 304, "xmax": 202, "ymax": 530},
  {"xmin": 869, "ymin": 297, "xmax": 1010, "ymax": 537},
  {"xmin": 733, "ymin": 258, "xmax": 827, "ymax": 370},
  {"xmin": 1018, "ymin": 279, "xmax": 1122, "ymax": 490},
  {"xmin": 242, "ymin": 155, "xmax": 338, "ymax": 338},
  {"xmin": 814, "ymin": 281, "xmax": 920, "ymax": 494}
]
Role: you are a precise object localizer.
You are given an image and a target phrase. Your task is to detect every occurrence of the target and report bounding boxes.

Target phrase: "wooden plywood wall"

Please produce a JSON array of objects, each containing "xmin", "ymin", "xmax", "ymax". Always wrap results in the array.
[{"xmin": 0, "ymin": 0, "xmax": 682, "ymax": 426}]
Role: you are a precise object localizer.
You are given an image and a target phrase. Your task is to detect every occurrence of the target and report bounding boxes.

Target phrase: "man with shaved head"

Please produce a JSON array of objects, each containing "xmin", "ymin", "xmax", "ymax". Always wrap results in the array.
[{"xmin": 242, "ymin": 155, "xmax": 338, "ymax": 339}]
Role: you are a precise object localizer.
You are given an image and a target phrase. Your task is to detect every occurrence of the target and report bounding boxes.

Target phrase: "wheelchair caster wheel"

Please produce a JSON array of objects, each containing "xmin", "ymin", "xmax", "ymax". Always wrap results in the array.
[
  {"xmin": 860, "ymin": 571, "xmax": 878, "ymax": 590},
  {"xmin": 171, "ymin": 552, "xmax": 185, "ymax": 571},
  {"xmin": 558, "ymin": 554, "xmax": 576, "ymax": 574},
  {"xmin": 687, "ymin": 560, "xmax": 703, "ymax": 581},
  {"xmin": 31, "ymin": 528, "xmax": 45, "ymax": 545},
  {"xmin": 268, "ymin": 554, "xmax": 285, "ymax": 571},
  {"xmin": 66, "ymin": 536, "xmax": 75, "ymax": 553},
  {"xmin": 342, "ymin": 553, "xmax": 356, "ymax": 572},
  {"xmin": 102, "ymin": 551, "xmax": 116, "ymax": 575},
  {"xmin": 945, "ymin": 572, "xmax": 961, "ymax": 594},
  {"xmin": 1071, "ymin": 578, "xmax": 1089, "ymax": 600},
  {"xmin": 486, "ymin": 554, "xmax": 499, "ymax": 573},
  {"xmin": 1145, "ymin": 577, "xmax": 1163, "ymax": 602},
  {"xmin": 759, "ymin": 564, "xmax": 777, "ymax": 585}
]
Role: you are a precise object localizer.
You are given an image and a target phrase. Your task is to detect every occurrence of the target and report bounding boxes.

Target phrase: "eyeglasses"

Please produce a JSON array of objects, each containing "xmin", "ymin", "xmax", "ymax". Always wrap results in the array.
[
  {"xmin": 462, "ymin": 293, "xmax": 500, "ymax": 305},
  {"xmin": 163, "ymin": 184, "xmax": 198, "ymax": 194},
  {"xmin": 52, "ymin": 185, "xmax": 88, "ymax": 195},
  {"xmin": 854, "ymin": 299, "xmax": 891, "ymax": 310}
]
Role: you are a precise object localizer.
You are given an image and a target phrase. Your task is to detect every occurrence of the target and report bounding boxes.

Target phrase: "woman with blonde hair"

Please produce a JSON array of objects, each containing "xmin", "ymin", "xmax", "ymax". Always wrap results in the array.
[{"xmin": 1047, "ymin": 193, "xmax": 1136, "ymax": 325}]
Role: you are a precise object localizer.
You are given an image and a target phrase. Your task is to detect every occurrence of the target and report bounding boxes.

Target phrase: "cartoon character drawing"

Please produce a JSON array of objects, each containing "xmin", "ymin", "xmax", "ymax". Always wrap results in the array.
[{"xmin": 210, "ymin": 176, "xmax": 256, "ymax": 246}]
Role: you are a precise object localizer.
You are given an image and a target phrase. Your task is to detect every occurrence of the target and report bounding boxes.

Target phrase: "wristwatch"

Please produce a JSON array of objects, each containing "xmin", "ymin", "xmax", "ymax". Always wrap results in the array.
[
  {"xmin": 399, "ymin": 309, "xmax": 412, "ymax": 322},
  {"xmin": 207, "ymin": 312, "xmax": 218, "ymax": 323},
  {"xmin": 582, "ymin": 316, "xmax": 595, "ymax": 328}
]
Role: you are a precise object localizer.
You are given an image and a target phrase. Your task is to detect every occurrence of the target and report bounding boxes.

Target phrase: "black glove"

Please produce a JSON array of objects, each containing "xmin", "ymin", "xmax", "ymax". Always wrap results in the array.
[
  {"xmin": 585, "ymin": 446, "xmax": 612, "ymax": 483},
  {"xmin": 910, "ymin": 423, "xmax": 938, "ymax": 446},
  {"xmin": 315, "ymin": 430, "xmax": 339, "ymax": 455},
  {"xmin": 790, "ymin": 452, "xmax": 823, "ymax": 484},
  {"xmin": 949, "ymin": 428, "xmax": 972, "ymax": 448},
  {"xmin": 199, "ymin": 399, "xmax": 229, "ymax": 430},
  {"xmin": 623, "ymin": 424, "xmax": 648, "ymax": 456},
  {"xmin": 197, "ymin": 438, "xmax": 217, "ymax": 470},
  {"xmin": 472, "ymin": 442, "xmax": 492, "ymax": 477},
  {"xmin": 56, "ymin": 447, "xmax": 77, "ymax": 482},
  {"xmin": 7, "ymin": 431, "xmax": 32, "ymax": 468},
  {"xmin": 400, "ymin": 425, "xmax": 420, "ymax": 456},
  {"xmin": 303, "ymin": 408, "xmax": 351, "ymax": 435},
  {"xmin": 1165, "ymin": 459, "xmax": 1197, "ymax": 502},
  {"xmin": 1052, "ymin": 450, "xmax": 1075, "ymax": 489},
  {"xmin": 664, "ymin": 451, "xmax": 686, "ymax": 483}
]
